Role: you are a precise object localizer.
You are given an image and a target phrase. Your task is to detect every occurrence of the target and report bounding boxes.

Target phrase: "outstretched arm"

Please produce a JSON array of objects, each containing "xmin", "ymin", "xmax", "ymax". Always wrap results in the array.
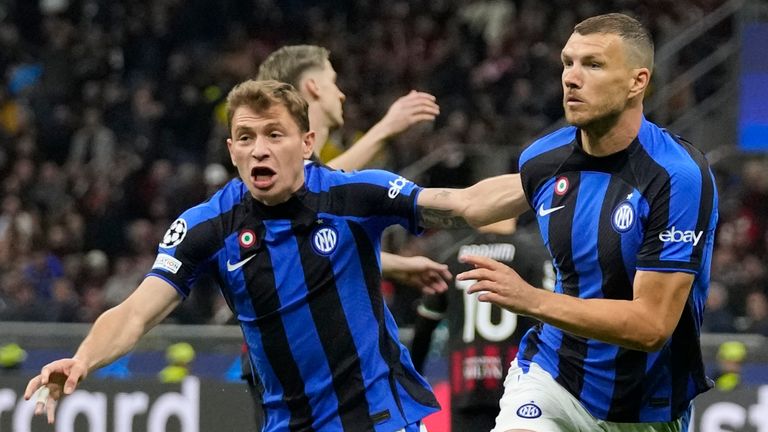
[
  {"xmin": 416, "ymin": 174, "xmax": 529, "ymax": 229},
  {"xmin": 327, "ymin": 91, "xmax": 439, "ymax": 171},
  {"xmin": 24, "ymin": 276, "xmax": 181, "ymax": 423}
]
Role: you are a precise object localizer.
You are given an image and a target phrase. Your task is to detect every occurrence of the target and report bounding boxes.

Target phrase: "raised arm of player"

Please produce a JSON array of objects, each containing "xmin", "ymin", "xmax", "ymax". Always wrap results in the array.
[
  {"xmin": 416, "ymin": 174, "xmax": 529, "ymax": 229},
  {"xmin": 24, "ymin": 276, "xmax": 181, "ymax": 423},
  {"xmin": 327, "ymin": 91, "xmax": 439, "ymax": 171},
  {"xmin": 459, "ymin": 257, "xmax": 694, "ymax": 352}
]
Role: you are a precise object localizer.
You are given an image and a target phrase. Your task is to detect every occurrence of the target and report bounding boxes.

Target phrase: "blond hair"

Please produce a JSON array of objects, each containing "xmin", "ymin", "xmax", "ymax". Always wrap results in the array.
[
  {"xmin": 225, "ymin": 80, "xmax": 310, "ymax": 132},
  {"xmin": 257, "ymin": 45, "xmax": 330, "ymax": 88}
]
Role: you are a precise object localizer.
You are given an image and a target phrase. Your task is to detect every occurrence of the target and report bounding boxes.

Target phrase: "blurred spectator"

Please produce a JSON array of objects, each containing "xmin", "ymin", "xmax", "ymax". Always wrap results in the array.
[
  {"xmin": 0, "ymin": 0, "xmax": 745, "ymax": 327},
  {"xmin": 744, "ymin": 291, "xmax": 768, "ymax": 336},
  {"xmin": 702, "ymin": 281, "xmax": 736, "ymax": 333}
]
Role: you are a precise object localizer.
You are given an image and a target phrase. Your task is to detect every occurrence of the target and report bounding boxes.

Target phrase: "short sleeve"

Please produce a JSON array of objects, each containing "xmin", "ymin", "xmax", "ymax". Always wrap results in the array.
[
  {"xmin": 636, "ymin": 164, "xmax": 716, "ymax": 274},
  {"xmin": 338, "ymin": 169, "xmax": 423, "ymax": 235},
  {"xmin": 147, "ymin": 213, "xmax": 222, "ymax": 298}
]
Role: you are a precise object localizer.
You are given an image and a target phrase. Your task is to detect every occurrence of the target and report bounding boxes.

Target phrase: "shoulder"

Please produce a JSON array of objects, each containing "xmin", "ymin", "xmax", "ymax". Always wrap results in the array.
[
  {"xmin": 519, "ymin": 126, "xmax": 577, "ymax": 169},
  {"xmin": 636, "ymin": 119, "xmax": 712, "ymax": 186},
  {"xmin": 304, "ymin": 161, "xmax": 417, "ymax": 194}
]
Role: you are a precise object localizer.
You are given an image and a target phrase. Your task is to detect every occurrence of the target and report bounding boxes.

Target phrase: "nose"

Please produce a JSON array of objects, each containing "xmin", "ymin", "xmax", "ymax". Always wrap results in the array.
[
  {"xmin": 563, "ymin": 65, "xmax": 582, "ymax": 90},
  {"xmin": 250, "ymin": 136, "xmax": 270, "ymax": 160}
]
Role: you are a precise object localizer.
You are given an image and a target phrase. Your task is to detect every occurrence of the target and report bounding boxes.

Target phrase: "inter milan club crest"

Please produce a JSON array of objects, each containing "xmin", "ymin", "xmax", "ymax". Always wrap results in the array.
[
  {"xmin": 554, "ymin": 177, "xmax": 569, "ymax": 196},
  {"xmin": 160, "ymin": 218, "xmax": 187, "ymax": 248},
  {"xmin": 311, "ymin": 225, "xmax": 339, "ymax": 256},
  {"xmin": 611, "ymin": 201, "xmax": 636, "ymax": 233},
  {"xmin": 239, "ymin": 230, "xmax": 257, "ymax": 248}
]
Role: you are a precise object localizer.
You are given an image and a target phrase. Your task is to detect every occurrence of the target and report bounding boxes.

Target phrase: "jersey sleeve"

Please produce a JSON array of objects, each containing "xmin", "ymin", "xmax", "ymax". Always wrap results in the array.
[
  {"xmin": 636, "ymin": 164, "xmax": 717, "ymax": 274},
  {"xmin": 147, "ymin": 211, "xmax": 222, "ymax": 298},
  {"xmin": 341, "ymin": 169, "xmax": 423, "ymax": 235}
]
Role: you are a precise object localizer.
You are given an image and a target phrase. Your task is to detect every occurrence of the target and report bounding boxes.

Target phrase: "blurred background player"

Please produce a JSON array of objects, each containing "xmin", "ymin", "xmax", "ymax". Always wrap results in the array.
[
  {"xmin": 408, "ymin": 217, "xmax": 554, "ymax": 431},
  {"xmin": 257, "ymin": 45, "xmax": 441, "ymax": 171}
]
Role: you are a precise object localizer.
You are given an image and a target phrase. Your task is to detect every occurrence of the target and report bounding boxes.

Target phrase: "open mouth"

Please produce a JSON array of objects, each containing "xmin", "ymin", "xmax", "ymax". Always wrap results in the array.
[{"xmin": 251, "ymin": 167, "xmax": 276, "ymax": 189}]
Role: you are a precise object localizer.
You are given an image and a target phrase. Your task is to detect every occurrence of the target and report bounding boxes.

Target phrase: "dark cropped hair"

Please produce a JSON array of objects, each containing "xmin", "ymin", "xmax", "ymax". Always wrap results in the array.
[{"xmin": 574, "ymin": 13, "xmax": 654, "ymax": 71}]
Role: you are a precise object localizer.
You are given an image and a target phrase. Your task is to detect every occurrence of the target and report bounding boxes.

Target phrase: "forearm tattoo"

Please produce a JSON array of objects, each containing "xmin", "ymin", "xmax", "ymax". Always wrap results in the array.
[{"xmin": 418, "ymin": 190, "xmax": 471, "ymax": 229}]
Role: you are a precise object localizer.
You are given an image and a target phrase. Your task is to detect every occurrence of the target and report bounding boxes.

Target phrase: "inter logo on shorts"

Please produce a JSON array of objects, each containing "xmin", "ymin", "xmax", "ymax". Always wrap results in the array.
[
  {"xmin": 516, "ymin": 402, "xmax": 542, "ymax": 419},
  {"xmin": 160, "ymin": 218, "xmax": 187, "ymax": 248},
  {"xmin": 312, "ymin": 226, "xmax": 338, "ymax": 255},
  {"xmin": 611, "ymin": 201, "xmax": 635, "ymax": 233},
  {"xmin": 239, "ymin": 230, "xmax": 257, "ymax": 248},
  {"xmin": 554, "ymin": 177, "xmax": 569, "ymax": 196}
]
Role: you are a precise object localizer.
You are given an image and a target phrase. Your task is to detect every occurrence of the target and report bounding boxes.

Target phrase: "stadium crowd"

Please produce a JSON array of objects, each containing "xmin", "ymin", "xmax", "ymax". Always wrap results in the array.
[{"xmin": 0, "ymin": 0, "xmax": 764, "ymax": 336}]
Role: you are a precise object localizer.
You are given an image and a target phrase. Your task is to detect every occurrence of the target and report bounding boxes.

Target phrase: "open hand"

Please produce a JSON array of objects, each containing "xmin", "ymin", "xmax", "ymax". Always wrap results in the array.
[
  {"xmin": 378, "ymin": 91, "xmax": 440, "ymax": 137},
  {"xmin": 457, "ymin": 255, "xmax": 537, "ymax": 314},
  {"xmin": 24, "ymin": 358, "xmax": 88, "ymax": 424}
]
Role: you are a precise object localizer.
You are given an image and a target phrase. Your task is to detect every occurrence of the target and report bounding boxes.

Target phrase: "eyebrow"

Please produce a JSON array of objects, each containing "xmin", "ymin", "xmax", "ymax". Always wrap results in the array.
[{"xmin": 561, "ymin": 51, "xmax": 605, "ymax": 62}]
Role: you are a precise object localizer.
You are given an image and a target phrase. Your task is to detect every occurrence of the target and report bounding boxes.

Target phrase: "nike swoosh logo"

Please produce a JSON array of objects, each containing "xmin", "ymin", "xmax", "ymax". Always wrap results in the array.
[
  {"xmin": 538, "ymin": 204, "xmax": 565, "ymax": 217},
  {"xmin": 226, "ymin": 255, "xmax": 256, "ymax": 272}
]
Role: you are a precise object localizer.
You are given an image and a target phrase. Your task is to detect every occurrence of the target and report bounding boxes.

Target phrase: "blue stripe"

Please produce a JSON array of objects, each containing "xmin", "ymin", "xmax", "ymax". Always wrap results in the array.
[
  {"xmin": 304, "ymin": 163, "xmax": 420, "ymax": 199},
  {"xmin": 240, "ymin": 323, "xmax": 292, "ymax": 431},
  {"xmin": 571, "ymin": 173, "xmax": 610, "ymax": 413},
  {"xmin": 263, "ymin": 219, "xmax": 344, "ymax": 431},
  {"xmin": 571, "ymin": 173, "xmax": 609, "ymax": 299},
  {"xmin": 636, "ymin": 119, "xmax": 703, "ymax": 264},
  {"xmin": 640, "ymin": 350, "xmax": 671, "ymax": 421},
  {"xmin": 327, "ymin": 222, "xmax": 398, "ymax": 420},
  {"xmin": 624, "ymin": 194, "xmax": 649, "ymax": 276},
  {"xmin": 222, "ymin": 232, "xmax": 257, "ymax": 320},
  {"xmin": 518, "ymin": 126, "xmax": 576, "ymax": 168},
  {"xmin": 581, "ymin": 342, "xmax": 618, "ymax": 419}
]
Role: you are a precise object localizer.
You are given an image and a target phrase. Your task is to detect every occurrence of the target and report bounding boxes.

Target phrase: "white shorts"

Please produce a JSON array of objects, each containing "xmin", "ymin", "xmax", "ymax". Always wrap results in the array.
[
  {"xmin": 396, "ymin": 422, "xmax": 428, "ymax": 432},
  {"xmin": 492, "ymin": 360, "xmax": 689, "ymax": 432}
]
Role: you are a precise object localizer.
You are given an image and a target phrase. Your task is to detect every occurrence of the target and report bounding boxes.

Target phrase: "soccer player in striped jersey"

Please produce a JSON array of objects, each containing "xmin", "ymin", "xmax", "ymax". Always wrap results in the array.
[
  {"xmin": 23, "ymin": 79, "xmax": 496, "ymax": 431},
  {"xmin": 454, "ymin": 13, "xmax": 718, "ymax": 432}
]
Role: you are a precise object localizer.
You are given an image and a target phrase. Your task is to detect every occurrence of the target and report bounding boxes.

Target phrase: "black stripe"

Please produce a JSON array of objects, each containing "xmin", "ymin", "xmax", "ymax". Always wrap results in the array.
[
  {"xmin": 294, "ymin": 218, "xmax": 374, "ymax": 432},
  {"xmin": 628, "ymin": 143, "xmax": 672, "ymax": 264},
  {"xmin": 243, "ymin": 244, "xmax": 315, "ymax": 432},
  {"xmin": 520, "ymin": 324, "xmax": 542, "ymax": 363},
  {"xmin": 521, "ymin": 144, "xmax": 575, "ymax": 207},
  {"xmin": 674, "ymin": 136, "xmax": 716, "ymax": 265},
  {"xmin": 548, "ymin": 172, "xmax": 588, "ymax": 398},
  {"xmin": 348, "ymin": 222, "xmax": 440, "ymax": 411},
  {"xmin": 598, "ymin": 177, "xmax": 646, "ymax": 422},
  {"xmin": 670, "ymin": 298, "xmax": 710, "ymax": 418}
]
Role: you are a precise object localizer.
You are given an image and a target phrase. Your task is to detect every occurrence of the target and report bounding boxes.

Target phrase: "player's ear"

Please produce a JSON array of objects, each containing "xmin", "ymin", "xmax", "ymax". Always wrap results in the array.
[
  {"xmin": 303, "ymin": 77, "xmax": 321, "ymax": 100},
  {"xmin": 628, "ymin": 67, "xmax": 650, "ymax": 99},
  {"xmin": 226, "ymin": 138, "xmax": 237, "ymax": 166},
  {"xmin": 302, "ymin": 131, "xmax": 315, "ymax": 159}
]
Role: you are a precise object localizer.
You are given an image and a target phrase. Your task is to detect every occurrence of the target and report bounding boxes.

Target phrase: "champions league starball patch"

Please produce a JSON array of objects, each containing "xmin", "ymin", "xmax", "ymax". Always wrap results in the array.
[{"xmin": 160, "ymin": 218, "xmax": 188, "ymax": 248}]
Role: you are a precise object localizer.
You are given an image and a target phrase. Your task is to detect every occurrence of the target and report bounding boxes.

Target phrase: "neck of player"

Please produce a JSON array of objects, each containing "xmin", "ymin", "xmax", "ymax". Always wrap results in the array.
[{"xmin": 579, "ymin": 104, "xmax": 643, "ymax": 157}]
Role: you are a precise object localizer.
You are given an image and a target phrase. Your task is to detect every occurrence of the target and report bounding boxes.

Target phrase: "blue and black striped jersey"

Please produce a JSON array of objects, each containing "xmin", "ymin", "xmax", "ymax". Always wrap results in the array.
[
  {"xmin": 148, "ymin": 161, "xmax": 439, "ymax": 431},
  {"xmin": 517, "ymin": 117, "xmax": 718, "ymax": 423}
]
